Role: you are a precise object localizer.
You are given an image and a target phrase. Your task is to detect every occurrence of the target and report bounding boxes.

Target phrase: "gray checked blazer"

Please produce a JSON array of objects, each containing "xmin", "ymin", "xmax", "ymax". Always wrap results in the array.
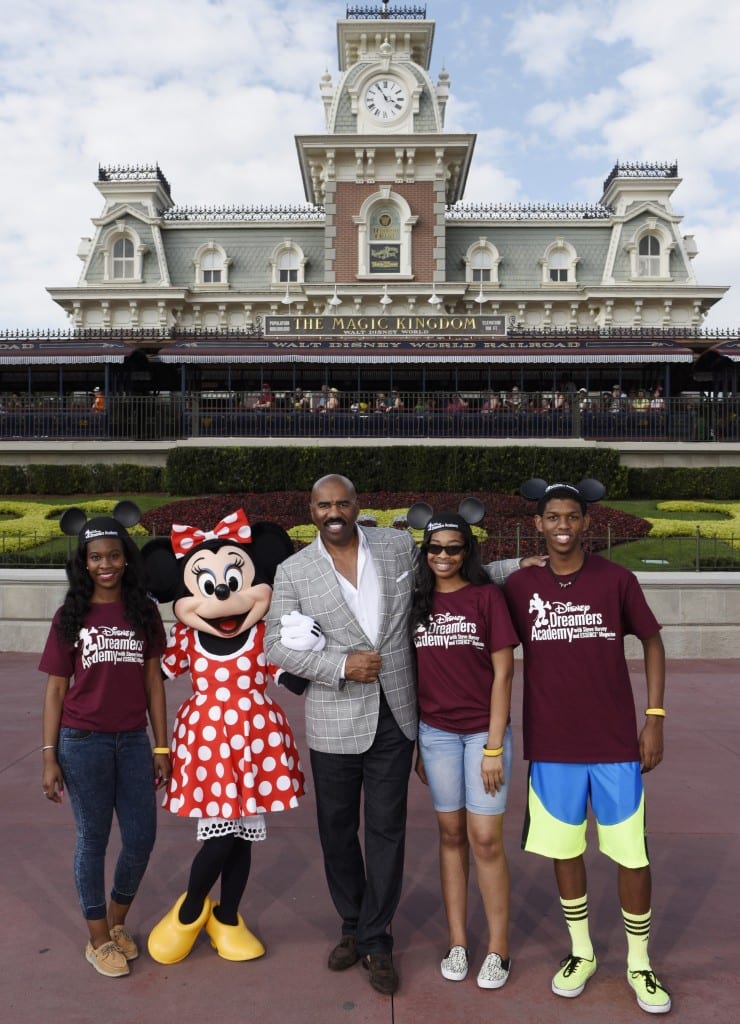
[
  {"xmin": 264, "ymin": 526, "xmax": 419, "ymax": 754},
  {"xmin": 264, "ymin": 525, "xmax": 520, "ymax": 755}
]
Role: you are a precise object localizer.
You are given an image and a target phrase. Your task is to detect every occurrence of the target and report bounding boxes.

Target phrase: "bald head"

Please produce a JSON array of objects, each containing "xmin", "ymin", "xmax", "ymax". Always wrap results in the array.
[{"xmin": 311, "ymin": 474, "xmax": 357, "ymax": 502}]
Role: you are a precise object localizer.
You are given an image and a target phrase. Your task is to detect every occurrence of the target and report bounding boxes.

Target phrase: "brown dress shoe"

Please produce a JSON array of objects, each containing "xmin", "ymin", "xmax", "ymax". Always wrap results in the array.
[
  {"xmin": 362, "ymin": 952, "xmax": 399, "ymax": 995},
  {"xmin": 328, "ymin": 935, "xmax": 359, "ymax": 971}
]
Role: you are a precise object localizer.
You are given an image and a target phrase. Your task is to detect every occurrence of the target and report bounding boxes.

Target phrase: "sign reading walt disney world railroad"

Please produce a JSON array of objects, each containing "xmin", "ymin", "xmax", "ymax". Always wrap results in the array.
[{"xmin": 264, "ymin": 314, "xmax": 507, "ymax": 338}]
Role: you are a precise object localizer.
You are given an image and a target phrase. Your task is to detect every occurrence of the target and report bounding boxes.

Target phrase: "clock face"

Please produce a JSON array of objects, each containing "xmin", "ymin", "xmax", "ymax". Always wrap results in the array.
[{"xmin": 364, "ymin": 78, "xmax": 407, "ymax": 121}]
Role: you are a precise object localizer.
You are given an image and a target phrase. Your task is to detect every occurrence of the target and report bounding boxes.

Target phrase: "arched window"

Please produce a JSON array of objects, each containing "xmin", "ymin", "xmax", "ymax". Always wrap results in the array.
[
  {"xmin": 626, "ymin": 222, "xmax": 673, "ymax": 279},
  {"xmin": 112, "ymin": 237, "xmax": 134, "ymax": 279},
  {"xmin": 278, "ymin": 250, "xmax": 299, "ymax": 283},
  {"xmin": 101, "ymin": 224, "xmax": 145, "ymax": 283},
  {"xmin": 353, "ymin": 188, "xmax": 417, "ymax": 279},
  {"xmin": 203, "ymin": 251, "xmax": 222, "ymax": 283},
  {"xmin": 549, "ymin": 250, "xmax": 568, "ymax": 282},
  {"xmin": 540, "ymin": 239, "xmax": 578, "ymax": 285},
  {"xmin": 638, "ymin": 234, "xmax": 661, "ymax": 276},
  {"xmin": 270, "ymin": 241, "xmax": 307, "ymax": 286},
  {"xmin": 193, "ymin": 242, "xmax": 230, "ymax": 287},
  {"xmin": 464, "ymin": 239, "xmax": 501, "ymax": 286}
]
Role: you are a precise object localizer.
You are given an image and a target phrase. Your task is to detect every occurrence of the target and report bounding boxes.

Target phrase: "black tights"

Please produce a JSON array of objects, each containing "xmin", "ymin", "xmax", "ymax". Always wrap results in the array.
[{"xmin": 179, "ymin": 835, "xmax": 252, "ymax": 926}]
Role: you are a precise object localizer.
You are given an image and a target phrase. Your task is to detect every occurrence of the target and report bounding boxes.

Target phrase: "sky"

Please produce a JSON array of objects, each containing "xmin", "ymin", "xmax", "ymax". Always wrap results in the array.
[{"xmin": 2, "ymin": 0, "xmax": 739, "ymax": 331}]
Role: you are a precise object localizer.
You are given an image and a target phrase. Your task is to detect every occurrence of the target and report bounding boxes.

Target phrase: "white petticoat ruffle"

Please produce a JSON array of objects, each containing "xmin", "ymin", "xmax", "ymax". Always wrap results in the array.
[{"xmin": 196, "ymin": 813, "xmax": 267, "ymax": 842}]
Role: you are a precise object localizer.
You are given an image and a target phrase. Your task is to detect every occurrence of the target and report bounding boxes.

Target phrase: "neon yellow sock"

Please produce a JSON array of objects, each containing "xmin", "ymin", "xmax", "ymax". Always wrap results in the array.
[
  {"xmin": 622, "ymin": 907, "xmax": 652, "ymax": 972},
  {"xmin": 560, "ymin": 895, "xmax": 593, "ymax": 960}
]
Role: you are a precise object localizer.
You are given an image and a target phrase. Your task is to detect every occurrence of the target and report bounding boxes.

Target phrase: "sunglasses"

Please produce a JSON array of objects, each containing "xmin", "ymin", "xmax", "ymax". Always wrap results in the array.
[{"xmin": 427, "ymin": 543, "xmax": 466, "ymax": 556}]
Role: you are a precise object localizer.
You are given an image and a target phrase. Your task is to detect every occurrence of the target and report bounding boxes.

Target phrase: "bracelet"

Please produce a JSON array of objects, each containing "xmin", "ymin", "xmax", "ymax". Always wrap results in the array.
[
  {"xmin": 41, "ymin": 744, "xmax": 56, "ymax": 751},
  {"xmin": 482, "ymin": 745, "xmax": 504, "ymax": 757},
  {"xmin": 153, "ymin": 747, "xmax": 171, "ymax": 755},
  {"xmin": 645, "ymin": 708, "xmax": 666, "ymax": 717}
]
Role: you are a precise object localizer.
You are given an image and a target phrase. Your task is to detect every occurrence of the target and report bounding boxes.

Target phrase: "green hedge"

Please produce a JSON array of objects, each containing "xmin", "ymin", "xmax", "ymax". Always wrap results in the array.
[
  {"xmin": 5, "ymin": 450, "xmax": 740, "ymax": 499},
  {"xmin": 0, "ymin": 463, "xmax": 163, "ymax": 495},
  {"xmin": 163, "ymin": 445, "xmax": 629, "ymax": 496},
  {"xmin": 627, "ymin": 466, "xmax": 740, "ymax": 500}
]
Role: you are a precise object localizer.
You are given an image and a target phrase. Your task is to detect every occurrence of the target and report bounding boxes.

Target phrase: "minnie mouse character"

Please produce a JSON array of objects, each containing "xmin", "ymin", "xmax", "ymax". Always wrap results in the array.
[{"xmin": 143, "ymin": 510, "xmax": 320, "ymax": 965}]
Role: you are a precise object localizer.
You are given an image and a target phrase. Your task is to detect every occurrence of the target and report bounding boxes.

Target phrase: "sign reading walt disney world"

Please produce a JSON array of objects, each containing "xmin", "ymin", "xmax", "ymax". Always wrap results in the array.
[{"xmin": 264, "ymin": 314, "xmax": 507, "ymax": 338}]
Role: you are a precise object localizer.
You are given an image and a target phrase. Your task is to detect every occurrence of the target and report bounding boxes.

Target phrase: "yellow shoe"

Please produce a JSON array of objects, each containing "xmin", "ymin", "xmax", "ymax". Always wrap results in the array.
[
  {"xmin": 147, "ymin": 893, "xmax": 212, "ymax": 965},
  {"xmin": 205, "ymin": 906, "xmax": 266, "ymax": 962}
]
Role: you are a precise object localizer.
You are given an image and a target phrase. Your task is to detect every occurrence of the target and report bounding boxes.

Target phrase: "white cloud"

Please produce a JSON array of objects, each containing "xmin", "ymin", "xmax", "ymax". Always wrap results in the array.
[{"xmin": 0, "ymin": 0, "xmax": 738, "ymax": 332}]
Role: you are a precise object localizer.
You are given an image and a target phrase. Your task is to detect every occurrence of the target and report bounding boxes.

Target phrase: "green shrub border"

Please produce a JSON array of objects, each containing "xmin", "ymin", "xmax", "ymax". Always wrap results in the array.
[{"xmin": 2, "ymin": 449, "xmax": 739, "ymax": 499}]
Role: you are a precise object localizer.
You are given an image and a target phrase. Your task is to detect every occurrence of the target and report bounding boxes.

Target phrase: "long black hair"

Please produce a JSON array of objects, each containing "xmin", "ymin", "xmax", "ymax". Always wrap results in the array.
[
  {"xmin": 410, "ymin": 528, "xmax": 489, "ymax": 632},
  {"xmin": 57, "ymin": 533, "xmax": 160, "ymax": 647}
]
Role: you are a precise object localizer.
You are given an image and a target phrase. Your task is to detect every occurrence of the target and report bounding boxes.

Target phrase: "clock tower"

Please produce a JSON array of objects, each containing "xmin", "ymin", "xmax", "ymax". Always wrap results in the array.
[{"xmin": 295, "ymin": 2, "xmax": 475, "ymax": 309}]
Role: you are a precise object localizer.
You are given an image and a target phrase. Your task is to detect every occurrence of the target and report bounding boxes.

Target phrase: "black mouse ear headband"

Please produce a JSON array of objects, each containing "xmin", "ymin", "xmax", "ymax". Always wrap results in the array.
[
  {"xmin": 60, "ymin": 500, "xmax": 142, "ymax": 543},
  {"xmin": 519, "ymin": 478, "xmax": 606, "ymax": 505},
  {"xmin": 406, "ymin": 496, "xmax": 486, "ymax": 532}
]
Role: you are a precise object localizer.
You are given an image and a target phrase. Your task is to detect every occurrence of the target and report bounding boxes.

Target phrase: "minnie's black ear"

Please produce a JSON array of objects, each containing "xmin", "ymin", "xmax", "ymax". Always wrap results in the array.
[
  {"xmin": 406, "ymin": 502, "xmax": 434, "ymax": 530},
  {"xmin": 249, "ymin": 522, "xmax": 295, "ymax": 586},
  {"xmin": 458, "ymin": 496, "xmax": 485, "ymax": 525},
  {"xmin": 141, "ymin": 538, "xmax": 181, "ymax": 604},
  {"xmin": 60, "ymin": 507, "xmax": 88, "ymax": 537},
  {"xmin": 519, "ymin": 478, "xmax": 549, "ymax": 501},
  {"xmin": 576, "ymin": 479, "xmax": 606, "ymax": 503},
  {"xmin": 113, "ymin": 500, "xmax": 141, "ymax": 527}
]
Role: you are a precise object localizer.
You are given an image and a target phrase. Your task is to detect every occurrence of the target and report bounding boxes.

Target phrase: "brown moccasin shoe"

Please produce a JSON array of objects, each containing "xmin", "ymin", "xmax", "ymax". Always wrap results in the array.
[
  {"xmin": 110, "ymin": 924, "xmax": 139, "ymax": 961},
  {"xmin": 328, "ymin": 935, "xmax": 359, "ymax": 971},
  {"xmin": 362, "ymin": 952, "xmax": 399, "ymax": 995}
]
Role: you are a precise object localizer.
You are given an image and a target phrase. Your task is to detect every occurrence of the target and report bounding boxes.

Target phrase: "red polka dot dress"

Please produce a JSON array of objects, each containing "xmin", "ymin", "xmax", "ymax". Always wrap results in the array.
[{"xmin": 161, "ymin": 619, "xmax": 304, "ymax": 838}]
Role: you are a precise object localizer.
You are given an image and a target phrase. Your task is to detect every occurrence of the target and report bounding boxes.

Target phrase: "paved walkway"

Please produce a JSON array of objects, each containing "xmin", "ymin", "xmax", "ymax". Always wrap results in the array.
[{"xmin": 2, "ymin": 653, "xmax": 737, "ymax": 1023}]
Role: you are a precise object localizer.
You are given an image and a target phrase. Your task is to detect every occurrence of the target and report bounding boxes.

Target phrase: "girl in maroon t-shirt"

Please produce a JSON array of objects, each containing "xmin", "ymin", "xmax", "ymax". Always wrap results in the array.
[
  {"xmin": 410, "ymin": 510, "xmax": 518, "ymax": 991},
  {"xmin": 40, "ymin": 504, "xmax": 167, "ymax": 978}
]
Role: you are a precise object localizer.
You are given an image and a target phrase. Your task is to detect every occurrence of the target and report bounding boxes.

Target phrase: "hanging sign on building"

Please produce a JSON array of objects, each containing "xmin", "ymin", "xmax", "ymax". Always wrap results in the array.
[{"xmin": 264, "ymin": 314, "xmax": 507, "ymax": 338}]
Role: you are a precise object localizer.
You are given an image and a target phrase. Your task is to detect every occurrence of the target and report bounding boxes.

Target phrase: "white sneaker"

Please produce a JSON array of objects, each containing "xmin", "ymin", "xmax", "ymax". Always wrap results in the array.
[
  {"xmin": 477, "ymin": 952, "xmax": 511, "ymax": 989},
  {"xmin": 440, "ymin": 945, "xmax": 469, "ymax": 981}
]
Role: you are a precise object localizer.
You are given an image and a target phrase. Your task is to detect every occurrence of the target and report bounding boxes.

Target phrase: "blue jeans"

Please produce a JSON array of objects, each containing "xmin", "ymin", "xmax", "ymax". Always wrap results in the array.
[
  {"xmin": 418, "ymin": 721, "xmax": 513, "ymax": 815},
  {"xmin": 58, "ymin": 727, "xmax": 157, "ymax": 920}
]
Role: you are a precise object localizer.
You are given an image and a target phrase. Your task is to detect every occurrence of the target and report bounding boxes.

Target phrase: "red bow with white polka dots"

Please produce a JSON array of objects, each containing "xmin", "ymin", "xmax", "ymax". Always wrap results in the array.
[{"xmin": 170, "ymin": 509, "xmax": 253, "ymax": 558}]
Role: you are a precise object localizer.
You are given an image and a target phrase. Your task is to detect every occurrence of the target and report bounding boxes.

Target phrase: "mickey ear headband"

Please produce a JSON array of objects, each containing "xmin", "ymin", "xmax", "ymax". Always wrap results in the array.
[
  {"xmin": 60, "ymin": 500, "xmax": 142, "ymax": 544},
  {"xmin": 519, "ymin": 478, "xmax": 606, "ymax": 505},
  {"xmin": 406, "ymin": 496, "xmax": 485, "ymax": 533}
]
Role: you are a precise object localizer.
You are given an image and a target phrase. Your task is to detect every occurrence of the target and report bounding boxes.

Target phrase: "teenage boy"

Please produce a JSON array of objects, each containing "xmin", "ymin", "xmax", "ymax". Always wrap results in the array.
[{"xmin": 504, "ymin": 479, "xmax": 671, "ymax": 1015}]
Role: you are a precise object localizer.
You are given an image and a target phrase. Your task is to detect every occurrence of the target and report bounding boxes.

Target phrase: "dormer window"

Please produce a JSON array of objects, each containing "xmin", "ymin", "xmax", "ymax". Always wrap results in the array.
[
  {"xmin": 549, "ymin": 251, "xmax": 568, "ymax": 282},
  {"xmin": 464, "ymin": 239, "xmax": 500, "ymax": 285},
  {"xmin": 540, "ymin": 239, "xmax": 578, "ymax": 286},
  {"xmin": 638, "ymin": 234, "xmax": 661, "ymax": 276},
  {"xmin": 270, "ymin": 241, "xmax": 307, "ymax": 286},
  {"xmin": 101, "ymin": 224, "xmax": 145, "ymax": 283},
  {"xmin": 112, "ymin": 237, "xmax": 134, "ymax": 279},
  {"xmin": 194, "ymin": 242, "xmax": 230, "ymax": 287},
  {"xmin": 626, "ymin": 222, "xmax": 674, "ymax": 279}
]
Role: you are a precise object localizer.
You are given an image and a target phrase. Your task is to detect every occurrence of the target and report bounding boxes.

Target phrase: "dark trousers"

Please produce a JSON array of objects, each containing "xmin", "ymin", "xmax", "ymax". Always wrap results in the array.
[{"xmin": 309, "ymin": 695, "xmax": 414, "ymax": 956}]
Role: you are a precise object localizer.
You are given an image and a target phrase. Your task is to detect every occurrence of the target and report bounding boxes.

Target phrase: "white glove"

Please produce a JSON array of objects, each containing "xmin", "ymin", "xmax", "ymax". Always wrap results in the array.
[{"xmin": 280, "ymin": 610, "xmax": 326, "ymax": 652}]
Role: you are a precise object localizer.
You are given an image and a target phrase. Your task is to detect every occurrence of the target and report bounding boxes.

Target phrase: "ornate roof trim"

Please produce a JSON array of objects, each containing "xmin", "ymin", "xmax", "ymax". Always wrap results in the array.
[
  {"xmin": 446, "ymin": 202, "xmax": 613, "ymax": 222},
  {"xmin": 161, "ymin": 204, "xmax": 325, "ymax": 223}
]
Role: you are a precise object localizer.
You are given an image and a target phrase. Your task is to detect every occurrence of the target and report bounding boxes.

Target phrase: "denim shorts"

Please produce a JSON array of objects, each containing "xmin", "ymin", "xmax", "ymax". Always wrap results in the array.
[{"xmin": 417, "ymin": 721, "xmax": 513, "ymax": 815}]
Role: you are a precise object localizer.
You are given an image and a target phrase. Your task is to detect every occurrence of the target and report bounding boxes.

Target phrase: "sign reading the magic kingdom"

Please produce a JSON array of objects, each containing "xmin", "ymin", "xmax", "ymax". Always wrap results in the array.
[{"xmin": 264, "ymin": 314, "xmax": 507, "ymax": 338}]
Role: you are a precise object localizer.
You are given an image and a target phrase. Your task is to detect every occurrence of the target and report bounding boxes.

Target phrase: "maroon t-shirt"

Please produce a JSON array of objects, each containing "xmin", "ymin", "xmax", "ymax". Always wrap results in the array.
[
  {"xmin": 39, "ymin": 600, "xmax": 166, "ymax": 732},
  {"xmin": 504, "ymin": 555, "xmax": 660, "ymax": 763},
  {"xmin": 413, "ymin": 582, "xmax": 519, "ymax": 734}
]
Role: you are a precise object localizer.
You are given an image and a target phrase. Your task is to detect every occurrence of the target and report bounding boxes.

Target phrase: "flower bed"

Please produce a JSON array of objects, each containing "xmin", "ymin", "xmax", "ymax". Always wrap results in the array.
[{"xmin": 140, "ymin": 491, "xmax": 652, "ymax": 561}]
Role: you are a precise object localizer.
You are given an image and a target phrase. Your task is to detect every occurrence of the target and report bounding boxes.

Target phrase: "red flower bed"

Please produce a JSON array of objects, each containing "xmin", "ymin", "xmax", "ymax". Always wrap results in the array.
[{"xmin": 140, "ymin": 491, "xmax": 650, "ymax": 561}]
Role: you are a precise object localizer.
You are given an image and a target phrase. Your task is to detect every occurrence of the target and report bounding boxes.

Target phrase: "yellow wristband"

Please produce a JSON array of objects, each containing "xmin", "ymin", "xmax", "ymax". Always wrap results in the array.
[
  {"xmin": 153, "ymin": 747, "xmax": 171, "ymax": 755},
  {"xmin": 645, "ymin": 708, "xmax": 666, "ymax": 717},
  {"xmin": 482, "ymin": 745, "xmax": 504, "ymax": 757}
]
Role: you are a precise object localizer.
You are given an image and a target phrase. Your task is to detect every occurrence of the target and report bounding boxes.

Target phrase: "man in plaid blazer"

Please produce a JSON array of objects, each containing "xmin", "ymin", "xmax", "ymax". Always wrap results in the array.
[{"xmin": 264, "ymin": 474, "xmax": 521, "ymax": 995}]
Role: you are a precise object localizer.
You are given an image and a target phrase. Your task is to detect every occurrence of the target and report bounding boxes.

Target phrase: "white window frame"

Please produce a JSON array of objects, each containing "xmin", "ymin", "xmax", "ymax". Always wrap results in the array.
[
  {"xmin": 194, "ymin": 241, "xmax": 230, "ymax": 288},
  {"xmin": 464, "ymin": 238, "xmax": 500, "ymax": 285},
  {"xmin": 270, "ymin": 240, "xmax": 307, "ymax": 286},
  {"xmin": 101, "ymin": 223, "xmax": 145, "ymax": 283},
  {"xmin": 353, "ymin": 188, "xmax": 418, "ymax": 279},
  {"xmin": 626, "ymin": 221, "xmax": 674, "ymax": 280},
  {"xmin": 540, "ymin": 238, "xmax": 579, "ymax": 286}
]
